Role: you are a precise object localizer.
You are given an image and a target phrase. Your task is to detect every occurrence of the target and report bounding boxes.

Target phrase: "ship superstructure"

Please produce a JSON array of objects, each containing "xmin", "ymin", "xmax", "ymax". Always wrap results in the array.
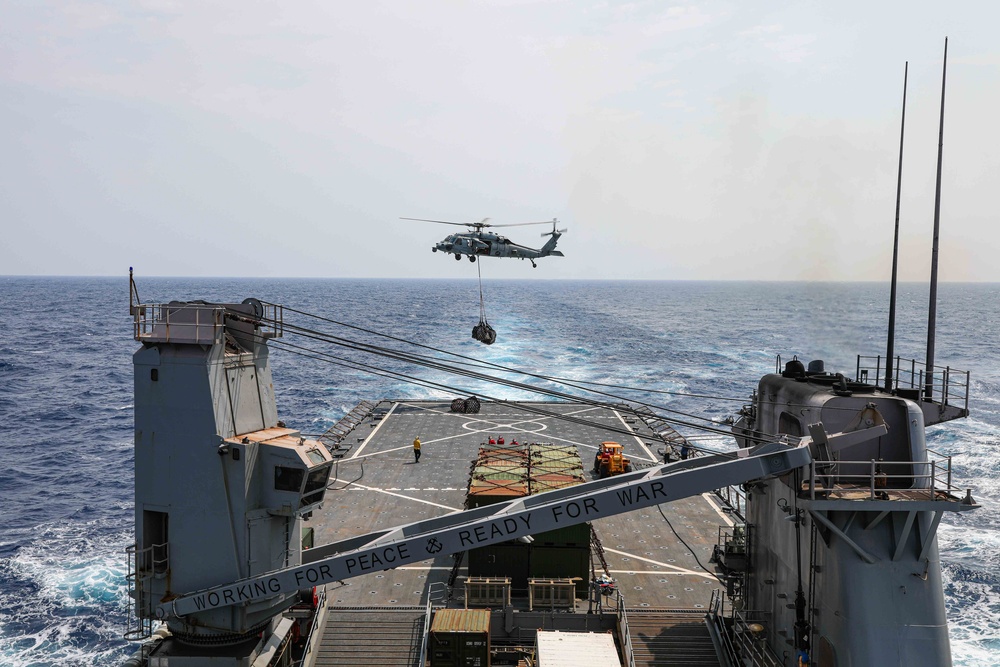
[{"xmin": 729, "ymin": 358, "xmax": 975, "ymax": 665}]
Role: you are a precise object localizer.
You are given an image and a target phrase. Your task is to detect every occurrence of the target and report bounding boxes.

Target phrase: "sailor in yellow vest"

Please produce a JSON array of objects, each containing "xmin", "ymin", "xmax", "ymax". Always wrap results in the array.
[{"xmin": 413, "ymin": 437, "xmax": 421, "ymax": 463}]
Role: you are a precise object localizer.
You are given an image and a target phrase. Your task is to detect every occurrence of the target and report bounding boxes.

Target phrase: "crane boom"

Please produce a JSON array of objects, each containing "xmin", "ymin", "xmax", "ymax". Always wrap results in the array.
[{"xmin": 157, "ymin": 438, "xmax": 821, "ymax": 620}]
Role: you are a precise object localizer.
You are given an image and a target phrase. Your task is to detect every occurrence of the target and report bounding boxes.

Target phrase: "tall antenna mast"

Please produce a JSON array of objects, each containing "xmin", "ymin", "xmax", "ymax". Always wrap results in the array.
[
  {"xmin": 925, "ymin": 37, "xmax": 948, "ymax": 400},
  {"xmin": 885, "ymin": 62, "xmax": 908, "ymax": 393}
]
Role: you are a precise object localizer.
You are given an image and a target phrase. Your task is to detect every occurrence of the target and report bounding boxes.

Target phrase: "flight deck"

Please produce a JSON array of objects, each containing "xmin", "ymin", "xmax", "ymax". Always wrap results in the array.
[{"xmin": 307, "ymin": 400, "xmax": 731, "ymax": 612}]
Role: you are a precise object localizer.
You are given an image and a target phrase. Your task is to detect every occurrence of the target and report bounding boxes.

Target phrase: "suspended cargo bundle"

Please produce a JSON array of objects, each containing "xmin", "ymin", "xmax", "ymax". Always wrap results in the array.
[
  {"xmin": 471, "ymin": 260, "xmax": 497, "ymax": 345},
  {"xmin": 451, "ymin": 398, "xmax": 467, "ymax": 413},
  {"xmin": 464, "ymin": 396, "xmax": 481, "ymax": 414},
  {"xmin": 471, "ymin": 321, "xmax": 496, "ymax": 345}
]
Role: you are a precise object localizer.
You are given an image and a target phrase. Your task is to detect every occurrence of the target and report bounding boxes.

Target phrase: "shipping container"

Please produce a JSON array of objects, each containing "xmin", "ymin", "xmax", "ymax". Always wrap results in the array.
[
  {"xmin": 430, "ymin": 609, "xmax": 491, "ymax": 667},
  {"xmin": 535, "ymin": 631, "xmax": 622, "ymax": 667}
]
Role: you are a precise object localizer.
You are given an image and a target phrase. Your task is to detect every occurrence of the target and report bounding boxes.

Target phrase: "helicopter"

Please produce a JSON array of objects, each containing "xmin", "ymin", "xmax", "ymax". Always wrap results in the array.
[{"xmin": 401, "ymin": 217, "xmax": 566, "ymax": 268}]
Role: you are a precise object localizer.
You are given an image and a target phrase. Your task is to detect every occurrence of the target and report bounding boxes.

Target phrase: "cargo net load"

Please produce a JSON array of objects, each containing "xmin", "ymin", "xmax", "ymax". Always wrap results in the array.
[
  {"xmin": 465, "ymin": 441, "xmax": 590, "ymax": 596},
  {"xmin": 450, "ymin": 396, "xmax": 482, "ymax": 414},
  {"xmin": 471, "ymin": 259, "xmax": 497, "ymax": 345}
]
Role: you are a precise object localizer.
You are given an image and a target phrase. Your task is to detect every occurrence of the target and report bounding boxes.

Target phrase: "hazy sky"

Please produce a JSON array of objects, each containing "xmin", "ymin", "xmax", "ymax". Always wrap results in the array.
[{"xmin": 2, "ymin": 1, "xmax": 998, "ymax": 281}]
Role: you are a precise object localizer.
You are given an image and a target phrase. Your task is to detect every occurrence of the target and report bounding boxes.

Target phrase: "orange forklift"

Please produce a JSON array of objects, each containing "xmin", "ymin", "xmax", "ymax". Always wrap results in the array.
[{"xmin": 593, "ymin": 441, "xmax": 632, "ymax": 478}]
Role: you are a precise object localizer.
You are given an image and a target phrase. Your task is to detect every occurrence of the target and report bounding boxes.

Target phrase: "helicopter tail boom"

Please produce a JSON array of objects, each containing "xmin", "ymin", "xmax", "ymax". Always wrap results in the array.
[{"xmin": 539, "ymin": 229, "xmax": 563, "ymax": 256}]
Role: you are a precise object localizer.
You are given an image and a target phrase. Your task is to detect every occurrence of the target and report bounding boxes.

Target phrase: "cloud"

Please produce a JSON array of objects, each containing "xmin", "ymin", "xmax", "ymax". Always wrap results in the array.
[
  {"xmin": 641, "ymin": 5, "xmax": 717, "ymax": 35},
  {"xmin": 762, "ymin": 33, "xmax": 817, "ymax": 63},
  {"xmin": 739, "ymin": 23, "xmax": 782, "ymax": 38}
]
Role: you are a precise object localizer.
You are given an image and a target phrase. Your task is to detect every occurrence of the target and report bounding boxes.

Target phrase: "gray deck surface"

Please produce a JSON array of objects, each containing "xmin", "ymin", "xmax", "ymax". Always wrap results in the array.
[{"xmin": 306, "ymin": 400, "xmax": 729, "ymax": 612}]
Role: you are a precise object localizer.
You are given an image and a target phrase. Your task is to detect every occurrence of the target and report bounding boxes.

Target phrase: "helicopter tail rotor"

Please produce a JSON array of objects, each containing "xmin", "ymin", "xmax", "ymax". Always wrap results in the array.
[{"xmin": 541, "ymin": 219, "xmax": 567, "ymax": 237}]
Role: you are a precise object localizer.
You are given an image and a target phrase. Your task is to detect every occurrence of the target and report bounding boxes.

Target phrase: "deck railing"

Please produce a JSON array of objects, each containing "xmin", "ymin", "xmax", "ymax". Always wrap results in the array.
[
  {"xmin": 707, "ymin": 590, "xmax": 738, "ymax": 667},
  {"xmin": 615, "ymin": 590, "xmax": 638, "ymax": 667},
  {"xmin": 123, "ymin": 541, "xmax": 168, "ymax": 640},
  {"xmin": 805, "ymin": 449, "xmax": 968, "ymax": 501},
  {"xmin": 417, "ymin": 597, "xmax": 433, "ymax": 667},
  {"xmin": 713, "ymin": 484, "xmax": 747, "ymax": 522},
  {"xmin": 133, "ymin": 301, "xmax": 283, "ymax": 344},
  {"xmin": 294, "ymin": 586, "xmax": 328, "ymax": 667},
  {"xmin": 726, "ymin": 609, "xmax": 783, "ymax": 667},
  {"xmin": 856, "ymin": 354, "xmax": 969, "ymax": 412}
]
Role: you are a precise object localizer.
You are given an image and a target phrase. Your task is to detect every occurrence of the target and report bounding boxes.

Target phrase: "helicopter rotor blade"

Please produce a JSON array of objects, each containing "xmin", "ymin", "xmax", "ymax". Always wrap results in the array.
[
  {"xmin": 490, "ymin": 220, "xmax": 559, "ymax": 229},
  {"xmin": 400, "ymin": 217, "xmax": 494, "ymax": 229}
]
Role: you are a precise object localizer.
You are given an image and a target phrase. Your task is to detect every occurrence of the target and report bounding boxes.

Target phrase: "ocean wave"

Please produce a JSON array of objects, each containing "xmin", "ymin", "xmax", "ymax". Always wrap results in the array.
[
  {"xmin": 944, "ymin": 561, "xmax": 1000, "ymax": 667},
  {"xmin": 0, "ymin": 519, "xmax": 133, "ymax": 667}
]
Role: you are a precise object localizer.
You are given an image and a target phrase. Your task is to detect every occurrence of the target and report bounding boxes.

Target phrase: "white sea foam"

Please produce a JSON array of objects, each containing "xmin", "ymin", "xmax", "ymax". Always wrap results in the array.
[{"xmin": 0, "ymin": 519, "xmax": 132, "ymax": 666}]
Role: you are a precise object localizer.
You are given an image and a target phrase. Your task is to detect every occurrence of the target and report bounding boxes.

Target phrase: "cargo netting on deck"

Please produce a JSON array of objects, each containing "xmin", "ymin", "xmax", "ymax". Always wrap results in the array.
[{"xmin": 466, "ymin": 442, "xmax": 586, "ymax": 508}]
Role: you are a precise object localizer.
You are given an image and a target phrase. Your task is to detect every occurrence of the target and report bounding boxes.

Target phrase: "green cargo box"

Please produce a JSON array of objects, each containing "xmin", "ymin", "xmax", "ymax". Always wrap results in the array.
[
  {"xmin": 430, "ymin": 609, "xmax": 491, "ymax": 667},
  {"xmin": 529, "ymin": 546, "xmax": 591, "ymax": 597},
  {"xmin": 533, "ymin": 522, "xmax": 591, "ymax": 547},
  {"xmin": 467, "ymin": 542, "xmax": 530, "ymax": 592}
]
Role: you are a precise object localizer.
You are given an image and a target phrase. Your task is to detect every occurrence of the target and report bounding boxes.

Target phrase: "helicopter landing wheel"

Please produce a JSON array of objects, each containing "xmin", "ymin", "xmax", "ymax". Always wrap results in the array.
[
  {"xmin": 469, "ymin": 256, "xmax": 476, "ymax": 262},
  {"xmin": 454, "ymin": 254, "xmax": 461, "ymax": 260}
]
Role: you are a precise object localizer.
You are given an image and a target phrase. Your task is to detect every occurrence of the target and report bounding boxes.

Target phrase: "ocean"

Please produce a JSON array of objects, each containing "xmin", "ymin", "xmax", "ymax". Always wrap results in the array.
[{"xmin": 0, "ymin": 277, "xmax": 996, "ymax": 666}]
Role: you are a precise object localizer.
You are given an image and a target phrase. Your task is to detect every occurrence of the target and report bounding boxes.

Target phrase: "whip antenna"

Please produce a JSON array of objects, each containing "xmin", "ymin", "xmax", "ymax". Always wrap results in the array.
[
  {"xmin": 925, "ymin": 37, "xmax": 948, "ymax": 400},
  {"xmin": 885, "ymin": 61, "xmax": 908, "ymax": 393}
]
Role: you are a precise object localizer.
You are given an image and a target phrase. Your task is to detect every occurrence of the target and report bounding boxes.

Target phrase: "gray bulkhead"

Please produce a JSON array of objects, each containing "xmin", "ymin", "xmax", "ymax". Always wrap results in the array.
[{"xmin": 746, "ymin": 372, "xmax": 952, "ymax": 665}]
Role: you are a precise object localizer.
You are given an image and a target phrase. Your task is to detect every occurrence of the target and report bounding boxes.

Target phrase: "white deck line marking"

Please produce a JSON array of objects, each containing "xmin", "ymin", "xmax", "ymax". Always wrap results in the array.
[
  {"xmin": 601, "ymin": 547, "xmax": 706, "ymax": 576},
  {"xmin": 612, "ymin": 409, "xmax": 657, "ymax": 462},
  {"xmin": 351, "ymin": 404, "xmax": 624, "ymax": 459},
  {"xmin": 396, "ymin": 406, "xmax": 608, "ymax": 449},
  {"xmin": 350, "ymin": 402, "xmax": 400, "ymax": 459},
  {"xmin": 388, "ymin": 569, "xmax": 706, "ymax": 576},
  {"xmin": 341, "ymin": 443, "xmax": 413, "ymax": 463},
  {"xmin": 470, "ymin": 407, "xmax": 608, "ymax": 450},
  {"xmin": 350, "ymin": 483, "xmax": 461, "ymax": 511},
  {"xmin": 608, "ymin": 571, "xmax": 713, "ymax": 576},
  {"xmin": 392, "ymin": 569, "xmax": 715, "ymax": 575},
  {"xmin": 702, "ymin": 492, "xmax": 735, "ymax": 527}
]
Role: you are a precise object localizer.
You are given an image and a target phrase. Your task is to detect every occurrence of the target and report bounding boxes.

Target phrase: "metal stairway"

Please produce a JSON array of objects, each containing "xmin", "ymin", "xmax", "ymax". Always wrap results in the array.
[
  {"xmin": 627, "ymin": 612, "xmax": 722, "ymax": 667},
  {"xmin": 315, "ymin": 608, "xmax": 425, "ymax": 667}
]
